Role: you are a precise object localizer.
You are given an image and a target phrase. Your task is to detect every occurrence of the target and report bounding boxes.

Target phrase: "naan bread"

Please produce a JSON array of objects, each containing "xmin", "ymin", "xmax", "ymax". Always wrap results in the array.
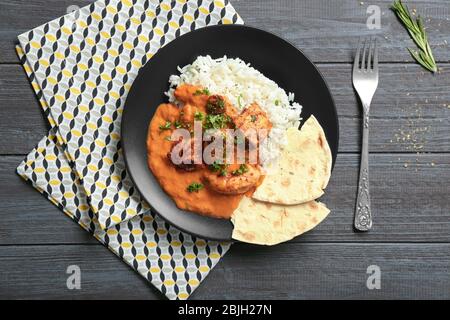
[
  {"xmin": 231, "ymin": 197, "xmax": 330, "ymax": 245},
  {"xmin": 252, "ymin": 115, "xmax": 332, "ymax": 205}
]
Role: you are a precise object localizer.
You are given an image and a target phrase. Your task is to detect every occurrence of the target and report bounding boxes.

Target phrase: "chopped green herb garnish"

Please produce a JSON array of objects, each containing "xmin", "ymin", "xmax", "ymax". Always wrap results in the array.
[
  {"xmin": 194, "ymin": 111, "xmax": 205, "ymax": 121},
  {"xmin": 250, "ymin": 115, "xmax": 257, "ymax": 122},
  {"xmin": 209, "ymin": 161, "xmax": 228, "ymax": 176},
  {"xmin": 159, "ymin": 121, "xmax": 172, "ymax": 130},
  {"xmin": 209, "ymin": 161, "xmax": 222, "ymax": 172},
  {"xmin": 203, "ymin": 114, "xmax": 231, "ymax": 129},
  {"xmin": 164, "ymin": 136, "xmax": 172, "ymax": 141},
  {"xmin": 187, "ymin": 182, "xmax": 204, "ymax": 193},
  {"xmin": 274, "ymin": 100, "xmax": 280, "ymax": 106},
  {"xmin": 237, "ymin": 94, "xmax": 244, "ymax": 108},
  {"xmin": 174, "ymin": 120, "xmax": 183, "ymax": 129},
  {"xmin": 193, "ymin": 88, "xmax": 210, "ymax": 96},
  {"xmin": 232, "ymin": 164, "xmax": 248, "ymax": 176}
]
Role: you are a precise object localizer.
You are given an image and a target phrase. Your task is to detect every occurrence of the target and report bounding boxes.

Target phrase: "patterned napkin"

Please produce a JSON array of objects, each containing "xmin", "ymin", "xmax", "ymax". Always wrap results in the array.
[
  {"xmin": 16, "ymin": 131, "xmax": 229, "ymax": 300},
  {"xmin": 16, "ymin": 0, "xmax": 243, "ymax": 299},
  {"xmin": 18, "ymin": 0, "xmax": 242, "ymax": 229}
]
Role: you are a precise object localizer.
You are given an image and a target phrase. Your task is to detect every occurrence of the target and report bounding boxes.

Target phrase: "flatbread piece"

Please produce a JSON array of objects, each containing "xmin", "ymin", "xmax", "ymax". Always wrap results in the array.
[
  {"xmin": 231, "ymin": 197, "xmax": 330, "ymax": 245},
  {"xmin": 252, "ymin": 115, "xmax": 332, "ymax": 205}
]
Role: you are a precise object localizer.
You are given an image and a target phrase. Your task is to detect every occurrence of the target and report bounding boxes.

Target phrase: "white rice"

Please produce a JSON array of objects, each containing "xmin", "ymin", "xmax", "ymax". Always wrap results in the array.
[{"xmin": 165, "ymin": 55, "xmax": 302, "ymax": 167}]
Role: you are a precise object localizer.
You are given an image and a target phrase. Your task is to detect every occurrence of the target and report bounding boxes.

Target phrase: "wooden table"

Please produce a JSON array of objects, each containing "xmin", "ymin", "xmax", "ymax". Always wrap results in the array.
[{"xmin": 0, "ymin": 0, "xmax": 449, "ymax": 299}]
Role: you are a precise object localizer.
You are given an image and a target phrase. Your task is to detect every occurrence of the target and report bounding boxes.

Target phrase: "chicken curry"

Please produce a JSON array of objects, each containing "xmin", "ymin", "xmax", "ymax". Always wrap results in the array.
[{"xmin": 147, "ymin": 84, "xmax": 272, "ymax": 219}]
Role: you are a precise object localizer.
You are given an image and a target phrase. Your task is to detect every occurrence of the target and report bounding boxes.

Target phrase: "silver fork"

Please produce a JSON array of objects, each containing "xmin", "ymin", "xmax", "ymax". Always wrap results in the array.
[{"xmin": 352, "ymin": 37, "xmax": 379, "ymax": 231}]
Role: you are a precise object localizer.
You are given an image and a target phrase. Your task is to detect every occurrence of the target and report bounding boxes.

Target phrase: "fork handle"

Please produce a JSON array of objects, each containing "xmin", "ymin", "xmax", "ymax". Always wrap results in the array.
[{"xmin": 354, "ymin": 111, "xmax": 372, "ymax": 231}]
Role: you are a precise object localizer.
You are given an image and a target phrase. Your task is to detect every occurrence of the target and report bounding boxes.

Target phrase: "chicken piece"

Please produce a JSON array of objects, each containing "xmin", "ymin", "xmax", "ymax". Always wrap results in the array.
[
  {"xmin": 174, "ymin": 84, "xmax": 209, "ymax": 107},
  {"xmin": 203, "ymin": 164, "xmax": 262, "ymax": 195},
  {"xmin": 206, "ymin": 95, "xmax": 239, "ymax": 120},
  {"xmin": 180, "ymin": 103, "xmax": 202, "ymax": 126},
  {"xmin": 234, "ymin": 103, "xmax": 272, "ymax": 146},
  {"xmin": 167, "ymin": 137, "xmax": 202, "ymax": 172}
]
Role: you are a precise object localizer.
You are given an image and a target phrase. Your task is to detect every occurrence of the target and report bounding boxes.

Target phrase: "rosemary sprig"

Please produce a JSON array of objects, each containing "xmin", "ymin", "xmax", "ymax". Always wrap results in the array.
[{"xmin": 391, "ymin": 0, "xmax": 437, "ymax": 73}]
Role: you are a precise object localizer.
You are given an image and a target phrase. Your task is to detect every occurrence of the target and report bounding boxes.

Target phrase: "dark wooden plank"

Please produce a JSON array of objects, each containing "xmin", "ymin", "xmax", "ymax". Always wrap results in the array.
[
  {"xmin": 2, "ymin": 62, "xmax": 449, "ymax": 154},
  {"xmin": 320, "ymin": 63, "xmax": 450, "ymax": 153},
  {"xmin": 1, "ymin": 0, "xmax": 450, "ymax": 63},
  {"xmin": 0, "ymin": 156, "xmax": 97, "ymax": 245},
  {"xmin": 317, "ymin": 152, "xmax": 450, "ymax": 242},
  {"xmin": 235, "ymin": 0, "xmax": 450, "ymax": 63},
  {"xmin": 0, "ymin": 243, "xmax": 449, "ymax": 299},
  {"xmin": 197, "ymin": 242, "xmax": 450, "ymax": 299},
  {"xmin": 0, "ymin": 65, "xmax": 49, "ymax": 154},
  {"xmin": 0, "ymin": 244, "xmax": 162, "ymax": 300},
  {"xmin": 234, "ymin": 0, "xmax": 450, "ymax": 62},
  {"xmin": 2, "ymin": 153, "xmax": 449, "ymax": 245}
]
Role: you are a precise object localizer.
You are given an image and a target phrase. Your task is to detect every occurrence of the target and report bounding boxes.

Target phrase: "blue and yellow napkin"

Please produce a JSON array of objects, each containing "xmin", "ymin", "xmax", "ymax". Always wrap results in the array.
[{"xmin": 17, "ymin": 0, "xmax": 243, "ymax": 300}]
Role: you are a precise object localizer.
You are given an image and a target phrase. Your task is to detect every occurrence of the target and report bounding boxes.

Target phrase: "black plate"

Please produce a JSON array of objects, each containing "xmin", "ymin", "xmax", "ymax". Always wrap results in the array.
[{"xmin": 122, "ymin": 25, "xmax": 339, "ymax": 241}]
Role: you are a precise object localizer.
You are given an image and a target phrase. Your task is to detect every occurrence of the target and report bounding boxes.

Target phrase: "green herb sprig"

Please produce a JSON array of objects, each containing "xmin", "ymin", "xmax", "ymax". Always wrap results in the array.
[{"xmin": 391, "ymin": 0, "xmax": 437, "ymax": 73}]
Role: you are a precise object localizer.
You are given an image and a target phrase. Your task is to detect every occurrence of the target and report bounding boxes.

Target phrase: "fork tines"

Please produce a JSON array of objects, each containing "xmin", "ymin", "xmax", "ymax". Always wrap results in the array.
[{"xmin": 354, "ymin": 37, "xmax": 378, "ymax": 72}]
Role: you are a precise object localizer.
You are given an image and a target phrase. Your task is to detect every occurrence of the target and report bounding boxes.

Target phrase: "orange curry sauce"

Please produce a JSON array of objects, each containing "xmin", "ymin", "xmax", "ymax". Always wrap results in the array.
[{"xmin": 147, "ymin": 84, "xmax": 264, "ymax": 219}]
